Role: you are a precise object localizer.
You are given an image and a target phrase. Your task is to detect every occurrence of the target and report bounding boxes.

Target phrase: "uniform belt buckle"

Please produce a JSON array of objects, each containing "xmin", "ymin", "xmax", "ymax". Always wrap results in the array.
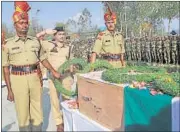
[{"xmin": 114, "ymin": 56, "xmax": 118, "ymax": 59}]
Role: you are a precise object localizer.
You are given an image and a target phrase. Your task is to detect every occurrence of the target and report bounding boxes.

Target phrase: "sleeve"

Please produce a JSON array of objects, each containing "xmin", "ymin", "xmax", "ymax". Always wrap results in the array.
[
  {"xmin": 120, "ymin": 35, "xmax": 125, "ymax": 54},
  {"xmin": 2, "ymin": 46, "xmax": 10, "ymax": 67},
  {"xmin": 38, "ymin": 40, "xmax": 48, "ymax": 61},
  {"xmin": 92, "ymin": 34, "xmax": 103, "ymax": 55}
]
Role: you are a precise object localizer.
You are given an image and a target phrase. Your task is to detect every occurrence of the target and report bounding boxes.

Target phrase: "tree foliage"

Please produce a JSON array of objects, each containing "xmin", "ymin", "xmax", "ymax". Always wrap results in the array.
[
  {"xmin": 104, "ymin": 1, "xmax": 179, "ymax": 37},
  {"xmin": 66, "ymin": 8, "xmax": 98, "ymax": 40}
]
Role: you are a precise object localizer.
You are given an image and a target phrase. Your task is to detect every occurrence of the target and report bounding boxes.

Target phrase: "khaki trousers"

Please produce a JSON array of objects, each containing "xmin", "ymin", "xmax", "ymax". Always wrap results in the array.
[
  {"xmin": 48, "ymin": 76, "xmax": 74, "ymax": 125},
  {"xmin": 10, "ymin": 73, "xmax": 43, "ymax": 129},
  {"xmin": 109, "ymin": 60, "xmax": 125, "ymax": 68}
]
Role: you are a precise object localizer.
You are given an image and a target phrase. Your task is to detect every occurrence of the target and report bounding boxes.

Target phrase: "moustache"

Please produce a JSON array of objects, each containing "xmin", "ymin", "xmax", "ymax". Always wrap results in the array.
[
  {"xmin": 22, "ymin": 30, "xmax": 28, "ymax": 32},
  {"xmin": 21, "ymin": 28, "xmax": 28, "ymax": 32}
]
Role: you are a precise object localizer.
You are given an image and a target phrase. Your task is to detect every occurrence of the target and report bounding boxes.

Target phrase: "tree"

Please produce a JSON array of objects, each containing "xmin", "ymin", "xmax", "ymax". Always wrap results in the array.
[
  {"xmin": 103, "ymin": 1, "xmax": 179, "ymax": 37},
  {"xmin": 66, "ymin": 8, "xmax": 97, "ymax": 40},
  {"xmin": 66, "ymin": 19, "xmax": 78, "ymax": 32},
  {"xmin": 160, "ymin": 2, "xmax": 179, "ymax": 33},
  {"xmin": 77, "ymin": 8, "xmax": 92, "ymax": 33}
]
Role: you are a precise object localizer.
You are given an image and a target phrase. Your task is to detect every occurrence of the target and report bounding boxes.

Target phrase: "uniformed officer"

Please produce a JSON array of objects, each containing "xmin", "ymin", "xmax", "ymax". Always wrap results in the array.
[
  {"xmin": 150, "ymin": 37, "xmax": 157, "ymax": 63},
  {"xmin": 145, "ymin": 37, "xmax": 151, "ymax": 63},
  {"xmin": 156, "ymin": 36, "xmax": 163, "ymax": 64},
  {"xmin": 140, "ymin": 37, "xmax": 146, "ymax": 62},
  {"xmin": 90, "ymin": 8, "xmax": 125, "ymax": 68},
  {"xmin": 2, "ymin": 2, "xmax": 61, "ymax": 131},
  {"xmin": 163, "ymin": 36, "xmax": 171, "ymax": 64},
  {"xmin": 37, "ymin": 27, "xmax": 74, "ymax": 131},
  {"xmin": 131, "ymin": 38, "xmax": 136, "ymax": 61},
  {"xmin": 171, "ymin": 35, "xmax": 178, "ymax": 65},
  {"xmin": 136, "ymin": 38, "xmax": 141, "ymax": 62},
  {"xmin": 125, "ymin": 38, "xmax": 131, "ymax": 61}
]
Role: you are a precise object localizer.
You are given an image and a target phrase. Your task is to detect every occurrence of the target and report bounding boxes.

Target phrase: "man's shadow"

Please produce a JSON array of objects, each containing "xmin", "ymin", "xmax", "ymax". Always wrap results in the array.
[{"xmin": 42, "ymin": 86, "xmax": 51, "ymax": 131}]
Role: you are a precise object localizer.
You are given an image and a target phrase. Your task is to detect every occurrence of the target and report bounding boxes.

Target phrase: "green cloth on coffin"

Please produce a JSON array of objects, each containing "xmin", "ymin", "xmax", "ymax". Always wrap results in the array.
[{"xmin": 124, "ymin": 87, "xmax": 173, "ymax": 131}]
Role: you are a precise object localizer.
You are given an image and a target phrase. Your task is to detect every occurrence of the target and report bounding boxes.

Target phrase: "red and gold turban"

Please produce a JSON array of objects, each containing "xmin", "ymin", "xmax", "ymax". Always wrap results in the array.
[
  {"xmin": 104, "ymin": 12, "xmax": 116, "ymax": 24},
  {"xmin": 104, "ymin": 3, "xmax": 117, "ymax": 24},
  {"xmin": 13, "ymin": 11, "xmax": 29, "ymax": 23},
  {"xmin": 14, "ymin": 1, "xmax": 31, "ymax": 12},
  {"xmin": 13, "ymin": 1, "xmax": 30, "ymax": 23}
]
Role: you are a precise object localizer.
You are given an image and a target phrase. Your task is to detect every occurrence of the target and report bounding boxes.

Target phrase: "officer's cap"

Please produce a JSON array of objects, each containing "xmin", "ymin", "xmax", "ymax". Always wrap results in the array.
[{"xmin": 54, "ymin": 26, "xmax": 65, "ymax": 32}]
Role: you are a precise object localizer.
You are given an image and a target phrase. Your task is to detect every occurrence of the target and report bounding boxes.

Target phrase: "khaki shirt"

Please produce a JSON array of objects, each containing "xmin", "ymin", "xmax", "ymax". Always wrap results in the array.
[
  {"xmin": 92, "ymin": 30, "xmax": 125, "ymax": 68},
  {"xmin": 2, "ymin": 35, "xmax": 47, "ymax": 67},
  {"xmin": 92, "ymin": 30, "xmax": 125, "ymax": 54},
  {"xmin": 42, "ymin": 40, "xmax": 70, "ymax": 70}
]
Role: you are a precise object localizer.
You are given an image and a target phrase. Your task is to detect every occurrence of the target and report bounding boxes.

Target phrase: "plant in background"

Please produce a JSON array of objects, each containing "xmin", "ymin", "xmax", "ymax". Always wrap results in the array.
[{"xmin": 154, "ymin": 76, "xmax": 179, "ymax": 96}]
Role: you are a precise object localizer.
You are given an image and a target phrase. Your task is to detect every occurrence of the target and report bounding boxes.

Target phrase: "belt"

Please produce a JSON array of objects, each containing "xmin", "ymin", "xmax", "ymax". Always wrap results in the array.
[
  {"xmin": 11, "ymin": 64, "xmax": 38, "ymax": 75},
  {"xmin": 101, "ymin": 54, "xmax": 121, "ymax": 61}
]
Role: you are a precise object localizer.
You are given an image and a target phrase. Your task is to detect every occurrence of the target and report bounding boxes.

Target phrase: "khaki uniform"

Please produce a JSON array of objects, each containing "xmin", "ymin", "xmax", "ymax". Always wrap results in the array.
[
  {"xmin": 92, "ymin": 30, "xmax": 125, "ymax": 68},
  {"xmin": 42, "ymin": 40, "xmax": 73, "ymax": 125},
  {"xmin": 2, "ymin": 35, "xmax": 46, "ymax": 129}
]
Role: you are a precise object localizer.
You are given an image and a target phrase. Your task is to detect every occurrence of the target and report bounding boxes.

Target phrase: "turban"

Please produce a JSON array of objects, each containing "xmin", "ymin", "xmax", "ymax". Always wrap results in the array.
[
  {"xmin": 13, "ymin": 11, "xmax": 29, "ymax": 23},
  {"xmin": 104, "ymin": 3, "xmax": 117, "ymax": 24},
  {"xmin": 104, "ymin": 12, "xmax": 116, "ymax": 24},
  {"xmin": 14, "ymin": 1, "xmax": 31, "ymax": 12}
]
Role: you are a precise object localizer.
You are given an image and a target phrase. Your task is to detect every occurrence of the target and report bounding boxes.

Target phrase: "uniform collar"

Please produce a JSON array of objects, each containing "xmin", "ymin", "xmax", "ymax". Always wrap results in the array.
[
  {"xmin": 14, "ymin": 35, "xmax": 33, "ymax": 42},
  {"xmin": 104, "ymin": 30, "xmax": 111, "ymax": 35}
]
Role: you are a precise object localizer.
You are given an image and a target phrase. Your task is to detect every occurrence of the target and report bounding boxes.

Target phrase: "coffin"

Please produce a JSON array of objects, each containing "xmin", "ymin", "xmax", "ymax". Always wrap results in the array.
[{"xmin": 77, "ymin": 71, "xmax": 124, "ymax": 131}]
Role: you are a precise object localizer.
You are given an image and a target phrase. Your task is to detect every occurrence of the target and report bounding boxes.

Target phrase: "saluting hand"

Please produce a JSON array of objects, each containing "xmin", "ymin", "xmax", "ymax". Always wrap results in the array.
[{"xmin": 45, "ymin": 29, "xmax": 57, "ymax": 35}]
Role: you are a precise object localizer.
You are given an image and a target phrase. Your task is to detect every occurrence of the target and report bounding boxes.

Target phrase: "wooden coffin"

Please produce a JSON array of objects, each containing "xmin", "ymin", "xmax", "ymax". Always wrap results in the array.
[{"xmin": 77, "ymin": 75, "xmax": 124, "ymax": 131}]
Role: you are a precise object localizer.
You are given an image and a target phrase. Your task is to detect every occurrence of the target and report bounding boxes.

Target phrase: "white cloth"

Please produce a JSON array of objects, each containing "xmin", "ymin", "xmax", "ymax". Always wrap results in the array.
[
  {"xmin": 171, "ymin": 97, "xmax": 180, "ymax": 132},
  {"xmin": 61, "ymin": 100, "xmax": 111, "ymax": 131}
]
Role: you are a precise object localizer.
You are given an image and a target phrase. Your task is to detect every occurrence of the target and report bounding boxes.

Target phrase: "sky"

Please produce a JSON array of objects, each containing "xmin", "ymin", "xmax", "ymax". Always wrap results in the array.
[
  {"xmin": 2, "ymin": 1, "xmax": 105, "ymax": 29},
  {"xmin": 2, "ymin": 1, "xmax": 179, "ymax": 32}
]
